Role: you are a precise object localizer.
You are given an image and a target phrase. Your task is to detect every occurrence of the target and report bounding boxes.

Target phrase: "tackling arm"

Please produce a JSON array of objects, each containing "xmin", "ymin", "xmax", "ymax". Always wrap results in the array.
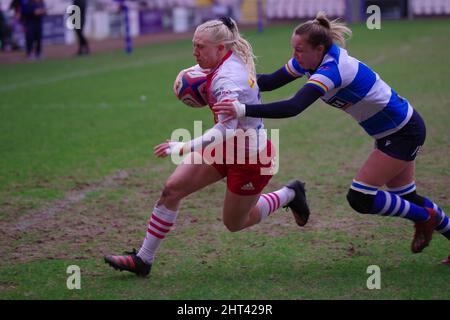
[
  {"xmin": 245, "ymin": 84, "xmax": 324, "ymax": 118},
  {"xmin": 257, "ymin": 67, "xmax": 298, "ymax": 92}
]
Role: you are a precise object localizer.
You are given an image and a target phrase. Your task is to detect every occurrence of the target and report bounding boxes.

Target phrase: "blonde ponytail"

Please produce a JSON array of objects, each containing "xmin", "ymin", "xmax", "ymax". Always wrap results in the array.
[{"xmin": 231, "ymin": 37, "xmax": 256, "ymax": 78}]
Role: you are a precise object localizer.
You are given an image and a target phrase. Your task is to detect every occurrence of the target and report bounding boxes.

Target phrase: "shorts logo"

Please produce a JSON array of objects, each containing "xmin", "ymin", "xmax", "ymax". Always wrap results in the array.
[
  {"xmin": 241, "ymin": 182, "xmax": 255, "ymax": 191},
  {"xmin": 385, "ymin": 140, "xmax": 391, "ymax": 147},
  {"xmin": 411, "ymin": 145, "xmax": 422, "ymax": 157}
]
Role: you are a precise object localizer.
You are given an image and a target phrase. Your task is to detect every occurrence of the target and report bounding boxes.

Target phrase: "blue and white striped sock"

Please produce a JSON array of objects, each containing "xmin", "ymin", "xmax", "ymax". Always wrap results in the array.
[
  {"xmin": 388, "ymin": 182, "xmax": 450, "ymax": 240},
  {"xmin": 351, "ymin": 180, "xmax": 429, "ymax": 222},
  {"xmin": 423, "ymin": 197, "xmax": 450, "ymax": 240},
  {"xmin": 387, "ymin": 181, "xmax": 417, "ymax": 196}
]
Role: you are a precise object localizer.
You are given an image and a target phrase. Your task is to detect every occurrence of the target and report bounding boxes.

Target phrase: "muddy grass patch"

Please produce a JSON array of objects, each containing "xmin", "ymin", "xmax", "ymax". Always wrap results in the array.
[
  {"xmin": 0, "ymin": 165, "xmax": 231, "ymax": 265},
  {"xmin": 0, "ymin": 153, "xmax": 447, "ymax": 267}
]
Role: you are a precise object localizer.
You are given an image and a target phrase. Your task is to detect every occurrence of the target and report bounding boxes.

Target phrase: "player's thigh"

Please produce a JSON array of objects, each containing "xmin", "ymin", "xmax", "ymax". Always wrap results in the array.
[
  {"xmin": 166, "ymin": 152, "xmax": 224, "ymax": 197},
  {"xmin": 222, "ymin": 190, "xmax": 260, "ymax": 228},
  {"xmin": 386, "ymin": 161, "xmax": 415, "ymax": 189},
  {"xmin": 355, "ymin": 149, "xmax": 410, "ymax": 187}
]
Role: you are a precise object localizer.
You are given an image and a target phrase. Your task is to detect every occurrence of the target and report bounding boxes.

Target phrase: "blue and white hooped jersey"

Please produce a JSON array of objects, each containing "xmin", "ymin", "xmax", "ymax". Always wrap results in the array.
[{"xmin": 284, "ymin": 44, "xmax": 413, "ymax": 139}]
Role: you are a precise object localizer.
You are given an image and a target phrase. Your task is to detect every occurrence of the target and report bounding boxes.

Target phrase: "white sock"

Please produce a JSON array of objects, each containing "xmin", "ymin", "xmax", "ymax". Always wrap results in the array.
[
  {"xmin": 257, "ymin": 187, "xmax": 295, "ymax": 222},
  {"xmin": 137, "ymin": 204, "xmax": 178, "ymax": 264}
]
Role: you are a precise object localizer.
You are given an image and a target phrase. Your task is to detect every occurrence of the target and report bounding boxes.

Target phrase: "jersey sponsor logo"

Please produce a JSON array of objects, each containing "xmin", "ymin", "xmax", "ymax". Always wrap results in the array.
[
  {"xmin": 327, "ymin": 96, "xmax": 352, "ymax": 109},
  {"xmin": 213, "ymin": 86, "xmax": 231, "ymax": 98},
  {"xmin": 248, "ymin": 78, "xmax": 255, "ymax": 89}
]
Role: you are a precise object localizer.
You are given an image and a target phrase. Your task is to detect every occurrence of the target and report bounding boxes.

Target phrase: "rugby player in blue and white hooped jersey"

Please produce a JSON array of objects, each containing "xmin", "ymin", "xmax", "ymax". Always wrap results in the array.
[
  {"xmin": 213, "ymin": 12, "xmax": 449, "ymax": 264},
  {"xmin": 104, "ymin": 17, "xmax": 310, "ymax": 277}
]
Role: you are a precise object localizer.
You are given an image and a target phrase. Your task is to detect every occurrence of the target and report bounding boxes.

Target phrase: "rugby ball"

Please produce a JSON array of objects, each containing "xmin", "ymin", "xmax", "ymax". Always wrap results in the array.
[{"xmin": 174, "ymin": 66, "xmax": 209, "ymax": 108}]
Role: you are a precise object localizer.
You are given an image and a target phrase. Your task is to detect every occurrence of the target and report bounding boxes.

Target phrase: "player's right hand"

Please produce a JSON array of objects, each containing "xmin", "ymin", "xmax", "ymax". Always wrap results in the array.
[{"xmin": 154, "ymin": 140, "xmax": 184, "ymax": 158}]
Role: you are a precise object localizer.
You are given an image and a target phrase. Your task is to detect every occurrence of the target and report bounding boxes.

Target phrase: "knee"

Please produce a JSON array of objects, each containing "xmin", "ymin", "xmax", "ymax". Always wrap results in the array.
[
  {"xmin": 223, "ymin": 219, "xmax": 243, "ymax": 233},
  {"xmin": 160, "ymin": 179, "xmax": 185, "ymax": 203},
  {"xmin": 346, "ymin": 189, "xmax": 375, "ymax": 214}
]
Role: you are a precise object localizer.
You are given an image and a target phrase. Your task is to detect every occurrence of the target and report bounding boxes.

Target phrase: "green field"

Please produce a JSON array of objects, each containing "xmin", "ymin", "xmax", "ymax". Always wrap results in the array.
[{"xmin": 0, "ymin": 19, "xmax": 449, "ymax": 300}]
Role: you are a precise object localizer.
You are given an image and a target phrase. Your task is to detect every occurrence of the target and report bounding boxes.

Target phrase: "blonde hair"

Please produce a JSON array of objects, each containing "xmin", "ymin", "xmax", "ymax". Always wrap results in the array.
[
  {"xmin": 195, "ymin": 17, "xmax": 256, "ymax": 78},
  {"xmin": 294, "ymin": 11, "xmax": 352, "ymax": 49}
]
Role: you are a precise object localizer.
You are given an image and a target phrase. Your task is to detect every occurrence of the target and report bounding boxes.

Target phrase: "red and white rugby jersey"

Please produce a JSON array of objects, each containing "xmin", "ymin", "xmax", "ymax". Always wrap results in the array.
[{"xmin": 205, "ymin": 50, "xmax": 267, "ymax": 153}]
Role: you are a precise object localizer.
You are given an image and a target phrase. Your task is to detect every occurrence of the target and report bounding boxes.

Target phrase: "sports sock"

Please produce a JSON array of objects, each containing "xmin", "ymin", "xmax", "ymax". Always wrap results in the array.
[
  {"xmin": 351, "ymin": 180, "xmax": 430, "ymax": 222},
  {"xmin": 371, "ymin": 190, "xmax": 430, "ymax": 222},
  {"xmin": 137, "ymin": 204, "xmax": 178, "ymax": 264},
  {"xmin": 257, "ymin": 187, "xmax": 295, "ymax": 221},
  {"xmin": 388, "ymin": 182, "xmax": 450, "ymax": 240},
  {"xmin": 423, "ymin": 197, "xmax": 450, "ymax": 239}
]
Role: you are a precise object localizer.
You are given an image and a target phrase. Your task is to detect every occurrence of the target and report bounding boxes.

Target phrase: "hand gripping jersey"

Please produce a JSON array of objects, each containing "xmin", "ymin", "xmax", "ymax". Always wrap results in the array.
[{"xmin": 285, "ymin": 44, "xmax": 413, "ymax": 139}]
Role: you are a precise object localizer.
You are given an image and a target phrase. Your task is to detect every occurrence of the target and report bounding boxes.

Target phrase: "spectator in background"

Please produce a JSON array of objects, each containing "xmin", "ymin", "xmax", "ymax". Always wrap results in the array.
[
  {"xmin": 21, "ymin": 0, "xmax": 46, "ymax": 60},
  {"xmin": 7, "ymin": 0, "xmax": 24, "ymax": 50},
  {"xmin": 0, "ymin": 9, "xmax": 6, "ymax": 51},
  {"xmin": 0, "ymin": 8, "xmax": 18, "ymax": 52},
  {"xmin": 226, "ymin": 0, "xmax": 242, "ymax": 22},
  {"xmin": 9, "ymin": 0, "xmax": 21, "ymax": 18},
  {"xmin": 73, "ymin": 0, "xmax": 89, "ymax": 56},
  {"xmin": 213, "ymin": 0, "xmax": 242, "ymax": 22}
]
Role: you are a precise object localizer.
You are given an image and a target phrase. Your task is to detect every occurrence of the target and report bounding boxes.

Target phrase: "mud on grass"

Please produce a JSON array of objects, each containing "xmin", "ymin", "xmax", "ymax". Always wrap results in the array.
[
  {"xmin": 0, "ymin": 164, "xmax": 167, "ymax": 264},
  {"xmin": 0, "ymin": 162, "xmax": 447, "ymax": 299},
  {"xmin": 0, "ymin": 164, "xmax": 285, "ymax": 265},
  {"xmin": 0, "ymin": 171, "xmax": 422, "ymax": 267},
  {"xmin": 0, "ymin": 125, "xmax": 448, "ymax": 281},
  {"xmin": 0, "ymin": 138, "xmax": 447, "ymax": 273}
]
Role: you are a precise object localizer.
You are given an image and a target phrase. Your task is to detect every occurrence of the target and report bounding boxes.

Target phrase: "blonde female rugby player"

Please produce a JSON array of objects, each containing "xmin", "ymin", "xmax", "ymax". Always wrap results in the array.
[{"xmin": 104, "ymin": 17, "xmax": 310, "ymax": 277}]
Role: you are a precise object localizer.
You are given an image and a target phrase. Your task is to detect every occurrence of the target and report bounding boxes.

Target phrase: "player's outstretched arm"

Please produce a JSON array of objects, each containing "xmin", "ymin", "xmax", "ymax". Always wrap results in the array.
[
  {"xmin": 156, "ymin": 116, "xmax": 237, "ymax": 158},
  {"xmin": 257, "ymin": 66, "xmax": 298, "ymax": 92},
  {"xmin": 213, "ymin": 84, "xmax": 323, "ymax": 120}
]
